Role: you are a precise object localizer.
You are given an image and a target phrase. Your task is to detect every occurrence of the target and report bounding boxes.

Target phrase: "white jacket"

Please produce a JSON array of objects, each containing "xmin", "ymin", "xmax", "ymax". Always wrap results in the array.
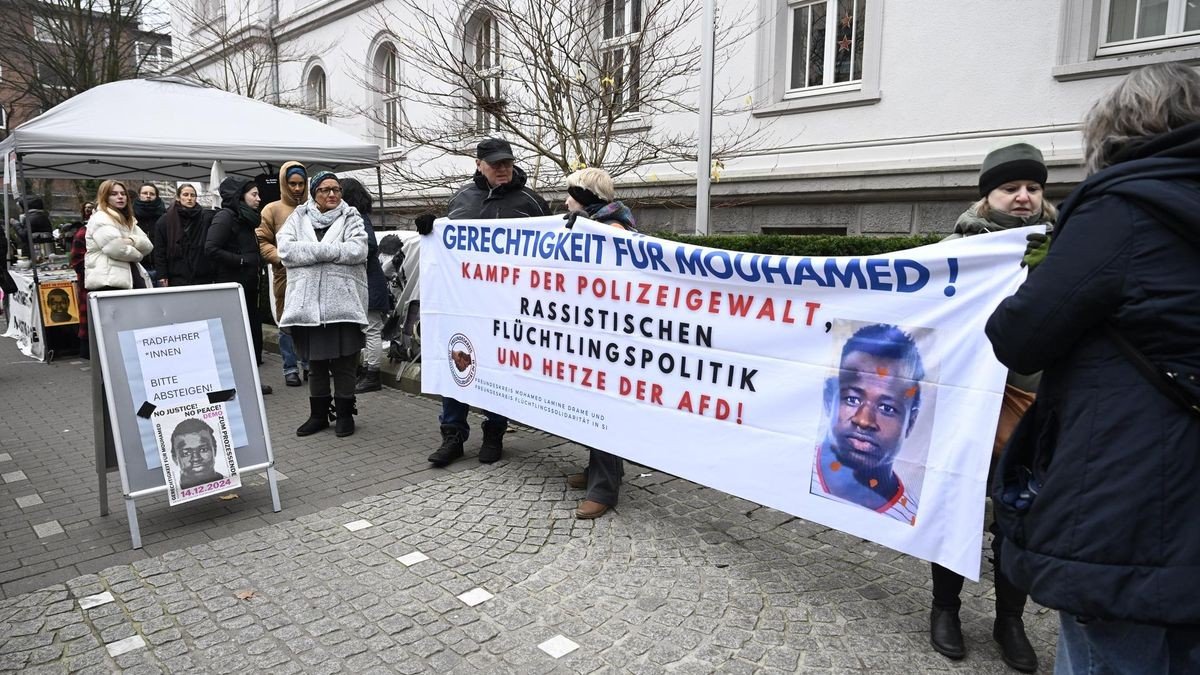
[
  {"xmin": 276, "ymin": 203, "xmax": 368, "ymax": 327},
  {"xmin": 84, "ymin": 209, "xmax": 153, "ymax": 290}
]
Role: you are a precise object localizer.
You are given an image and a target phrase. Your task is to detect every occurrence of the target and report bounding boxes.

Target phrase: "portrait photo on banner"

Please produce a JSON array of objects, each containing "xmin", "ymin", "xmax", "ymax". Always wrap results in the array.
[
  {"xmin": 38, "ymin": 281, "xmax": 79, "ymax": 326},
  {"xmin": 809, "ymin": 319, "xmax": 939, "ymax": 527}
]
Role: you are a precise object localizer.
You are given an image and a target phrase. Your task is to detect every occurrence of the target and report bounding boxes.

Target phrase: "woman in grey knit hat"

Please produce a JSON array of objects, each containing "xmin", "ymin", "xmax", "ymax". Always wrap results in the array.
[{"xmin": 929, "ymin": 143, "xmax": 1055, "ymax": 673}]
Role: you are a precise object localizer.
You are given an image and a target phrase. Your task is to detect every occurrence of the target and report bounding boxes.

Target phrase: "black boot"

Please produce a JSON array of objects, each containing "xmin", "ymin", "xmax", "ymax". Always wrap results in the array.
[
  {"xmin": 334, "ymin": 397, "xmax": 357, "ymax": 437},
  {"xmin": 993, "ymin": 615, "xmax": 1037, "ymax": 672},
  {"xmin": 428, "ymin": 425, "xmax": 465, "ymax": 467},
  {"xmin": 355, "ymin": 368, "xmax": 382, "ymax": 393},
  {"xmin": 930, "ymin": 606, "xmax": 965, "ymax": 660},
  {"xmin": 296, "ymin": 396, "xmax": 332, "ymax": 437},
  {"xmin": 478, "ymin": 422, "xmax": 505, "ymax": 464}
]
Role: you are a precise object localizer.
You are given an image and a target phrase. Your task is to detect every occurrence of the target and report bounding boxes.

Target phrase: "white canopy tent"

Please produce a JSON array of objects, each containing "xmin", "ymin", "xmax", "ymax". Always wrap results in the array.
[{"xmin": 0, "ymin": 76, "xmax": 380, "ymax": 181}]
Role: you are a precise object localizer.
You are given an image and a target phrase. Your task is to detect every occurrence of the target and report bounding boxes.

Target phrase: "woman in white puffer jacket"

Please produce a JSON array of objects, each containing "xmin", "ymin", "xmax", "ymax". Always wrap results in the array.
[{"xmin": 84, "ymin": 180, "xmax": 153, "ymax": 291}]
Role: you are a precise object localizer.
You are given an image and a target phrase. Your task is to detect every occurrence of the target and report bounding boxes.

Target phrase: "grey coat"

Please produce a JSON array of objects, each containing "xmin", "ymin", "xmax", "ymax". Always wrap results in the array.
[{"xmin": 276, "ymin": 202, "xmax": 369, "ymax": 327}]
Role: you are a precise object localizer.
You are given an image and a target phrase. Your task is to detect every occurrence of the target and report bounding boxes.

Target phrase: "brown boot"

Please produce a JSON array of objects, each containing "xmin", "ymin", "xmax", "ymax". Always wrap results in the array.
[
  {"xmin": 566, "ymin": 472, "xmax": 587, "ymax": 489},
  {"xmin": 575, "ymin": 500, "xmax": 610, "ymax": 519}
]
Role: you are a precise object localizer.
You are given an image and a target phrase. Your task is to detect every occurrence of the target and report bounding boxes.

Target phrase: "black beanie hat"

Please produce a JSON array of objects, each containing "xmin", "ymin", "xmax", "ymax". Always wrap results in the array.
[{"xmin": 978, "ymin": 143, "xmax": 1047, "ymax": 197}]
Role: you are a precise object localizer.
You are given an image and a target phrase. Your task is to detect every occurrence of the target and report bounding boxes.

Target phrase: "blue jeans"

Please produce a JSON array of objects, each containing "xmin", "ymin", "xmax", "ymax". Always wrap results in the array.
[
  {"xmin": 278, "ymin": 330, "xmax": 307, "ymax": 376},
  {"xmin": 1056, "ymin": 611, "xmax": 1200, "ymax": 674},
  {"xmin": 440, "ymin": 397, "xmax": 506, "ymax": 438}
]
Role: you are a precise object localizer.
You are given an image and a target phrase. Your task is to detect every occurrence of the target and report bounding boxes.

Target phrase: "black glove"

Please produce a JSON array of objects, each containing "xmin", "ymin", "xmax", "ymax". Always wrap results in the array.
[
  {"xmin": 415, "ymin": 213, "xmax": 436, "ymax": 236},
  {"xmin": 1021, "ymin": 231, "xmax": 1051, "ymax": 269}
]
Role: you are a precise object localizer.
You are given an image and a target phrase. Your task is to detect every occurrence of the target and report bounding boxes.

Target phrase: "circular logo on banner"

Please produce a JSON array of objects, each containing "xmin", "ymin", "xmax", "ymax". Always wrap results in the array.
[{"xmin": 447, "ymin": 333, "xmax": 477, "ymax": 387}]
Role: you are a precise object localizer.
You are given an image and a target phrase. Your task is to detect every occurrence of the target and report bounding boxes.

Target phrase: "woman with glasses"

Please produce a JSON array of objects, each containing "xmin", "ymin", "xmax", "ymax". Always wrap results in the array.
[{"xmin": 276, "ymin": 171, "xmax": 369, "ymax": 438}]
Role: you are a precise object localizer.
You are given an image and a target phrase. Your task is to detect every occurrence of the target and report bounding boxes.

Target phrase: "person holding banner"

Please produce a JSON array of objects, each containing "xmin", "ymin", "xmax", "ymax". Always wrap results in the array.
[
  {"xmin": 84, "ymin": 180, "xmax": 153, "ymax": 292},
  {"xmin": 562, "ymin": 167, "xmax": 635, "ymax": 519},
  {"xmin": 988, "ymin": 63, "xmax": 1200, "ymax": 674},
  {"xmin": 424, "ymin": 138, "xmax": 550, "ymax": 467},
  {"xmin": 277, "ymin": 171, "xmax": 369, "ymax": 438},
  {"xmin": 927, "ymin": 143, "xmax": 1056, "ymax": 672}
]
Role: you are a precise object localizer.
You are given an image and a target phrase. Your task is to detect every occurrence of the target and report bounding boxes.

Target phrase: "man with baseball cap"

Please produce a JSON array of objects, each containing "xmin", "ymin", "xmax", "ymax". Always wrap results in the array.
[{"xmin": 423, "ymin": 137, "xmax": 550, "ymax": 467}]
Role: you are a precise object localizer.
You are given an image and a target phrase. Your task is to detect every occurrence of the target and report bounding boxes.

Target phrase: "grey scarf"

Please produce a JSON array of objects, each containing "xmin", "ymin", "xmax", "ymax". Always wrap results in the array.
[
  {"xmin": 304, "ymin": 200, "xmax": 346, "ymax": 229},
  {"xmin": 954, "ymin": 204, "xmax": 1048, "ymax": 236}
]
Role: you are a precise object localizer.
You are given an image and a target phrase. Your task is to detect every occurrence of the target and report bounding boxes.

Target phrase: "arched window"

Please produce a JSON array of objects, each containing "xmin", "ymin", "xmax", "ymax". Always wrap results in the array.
[
  {"xmin": 372, "ymin": 41, "xmax": 401, "ymax": 148},
  {"xmin": 466, "ymin": 11, "xmax": 502, "ymax": 133},
  {"xmin": 306, "ymin": 65, "xmax": 327, "ymax": 123}
]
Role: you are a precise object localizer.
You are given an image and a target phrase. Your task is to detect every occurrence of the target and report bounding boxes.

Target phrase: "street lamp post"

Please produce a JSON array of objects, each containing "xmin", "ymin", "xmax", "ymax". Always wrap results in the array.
[{"xmin": 695, "ymin": 0, "xmax": 715, "ymax": 235}]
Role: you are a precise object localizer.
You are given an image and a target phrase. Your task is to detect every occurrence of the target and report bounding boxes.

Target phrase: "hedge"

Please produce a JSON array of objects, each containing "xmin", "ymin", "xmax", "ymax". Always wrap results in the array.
[{"xmin": 650, "ymin": 233, "xmax": 944, "ymax": 257}]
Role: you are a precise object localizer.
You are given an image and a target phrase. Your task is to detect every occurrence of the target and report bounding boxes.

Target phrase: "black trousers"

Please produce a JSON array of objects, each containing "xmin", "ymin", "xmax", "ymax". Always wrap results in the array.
[
  {"xmin": 309, "ymin": 354, "xmax": 358, "ymax": 399},
  {"xmin": 583, "ymin": 449, "xmax": 624, "ymax": 507},
  {"xmin": 239, "ymin": 280, "xmax": 263, "ymax": 365},
  {"xmin": 931, "ymin": 521, "xmax": 1027, "ymax": 618}
]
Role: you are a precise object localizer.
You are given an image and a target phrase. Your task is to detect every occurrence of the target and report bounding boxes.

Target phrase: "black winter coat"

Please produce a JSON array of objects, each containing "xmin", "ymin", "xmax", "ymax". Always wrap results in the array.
[
  {"xmin": 205, "ymin": 177, "xmax": 262, "ymax": 287},
  {"xmin": 133, "ymin": 198, "xmax": 165, "ymax": 271},
  {"xmin": 153, "ymin": 205, "xmax": 215, "ymax": 286},
  {"xmin": 447, "ymin": 167, "xmax": 549, "ymax": 220},
  {"xmin": 362, "ymin": 214, "xmax": 391, "ymax": 312},
  {"xmin": 986, "ymin": 122, "xmax": 1200, "ymax": 626}
]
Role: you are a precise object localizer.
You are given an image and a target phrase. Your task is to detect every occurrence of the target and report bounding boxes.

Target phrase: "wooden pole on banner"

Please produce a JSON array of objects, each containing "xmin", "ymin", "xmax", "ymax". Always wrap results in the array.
[{"xmin": 695, "ymin": 0, "xmax": 716, "ymax": 235}]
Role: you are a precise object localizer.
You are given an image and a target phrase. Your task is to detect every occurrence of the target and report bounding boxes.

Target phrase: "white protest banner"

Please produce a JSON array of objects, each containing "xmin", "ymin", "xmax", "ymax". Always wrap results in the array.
[
  {"xmin": 2, "ymin": 271, "xmax": 42, "ymax": 359},
  {"xmin": 118, "ymin": 318, "xmax": 248, "ymax": 469},
  {"xmin": 421, "ymin": 216, "xmax": 1032, "ymax": 579},
  {"xmin": 151, "ymin": 400, "xmax": 241, "ymax": 505}
]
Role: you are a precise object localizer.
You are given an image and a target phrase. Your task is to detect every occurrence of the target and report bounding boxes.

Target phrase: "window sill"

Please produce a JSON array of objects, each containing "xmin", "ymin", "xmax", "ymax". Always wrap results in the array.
[
  {"xmin": 751, "ymin": 85, "xmax": 880, "ymax": 118},
  {"xmin": 611, "ymin": 114, "xmax": 652, "ymax": 134},
  {"xmin": 1053, "ymin": 44, "xmax": 1200, "ymax": 81},
  {"xmin": 381, "ymin": 147, "xmax": 407, "ymax": 161}
]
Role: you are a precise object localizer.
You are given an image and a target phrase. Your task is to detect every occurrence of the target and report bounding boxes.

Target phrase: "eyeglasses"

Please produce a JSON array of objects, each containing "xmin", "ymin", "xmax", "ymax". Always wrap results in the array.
[{"xmin": 316, "ymin": 187, "xmax": 342, "ymax": 195}]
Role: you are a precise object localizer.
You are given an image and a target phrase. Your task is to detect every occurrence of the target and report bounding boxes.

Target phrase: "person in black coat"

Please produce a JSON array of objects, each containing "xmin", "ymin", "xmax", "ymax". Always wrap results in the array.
[
  {"xmin": 206, "ymin": 176, "xmax": 269, "ymax": 382},
  {"xmin": 987, "ymin": 63, "xmax": 1200, "ymax": 674},
  {"xmin": 423, "ymin": 138, "xmax": 550, "ymax": 468},
  {"xmin": 338, "ymin": 178, "xmax": 391, "ymax": 394},
  {"xmin": 134, "ymin": 184, "xmax": 165, "ymax": 281},
  {"xmin": 154, "ymin": 184, "xmax": 214, "ymax": 287}
]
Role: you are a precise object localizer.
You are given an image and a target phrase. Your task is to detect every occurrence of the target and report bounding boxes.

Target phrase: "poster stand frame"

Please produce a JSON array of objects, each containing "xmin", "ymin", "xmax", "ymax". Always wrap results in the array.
[{"xmin": 89, "ymin": 284, "xmax": 281, "ymax": 549}]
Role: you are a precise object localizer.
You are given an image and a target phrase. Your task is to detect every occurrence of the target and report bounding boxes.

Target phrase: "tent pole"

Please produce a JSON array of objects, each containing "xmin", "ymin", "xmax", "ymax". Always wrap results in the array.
[
  {"xmin": 375, "ymin": 166, "xmax": 385, "ymax": 229},
  {"xmin": 15, "ymin": 154, "xmax": 39, "ymax": 287},
  {"xmin": 2, "ymin": 159, "xmax": 9, "ymax": 263}
]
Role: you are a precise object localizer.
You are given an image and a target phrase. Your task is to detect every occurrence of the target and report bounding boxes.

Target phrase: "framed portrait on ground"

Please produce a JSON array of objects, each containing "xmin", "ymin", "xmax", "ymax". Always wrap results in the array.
[{"xmin": 38, "ymin": 280, "xmax": 78, "ymax": 326}]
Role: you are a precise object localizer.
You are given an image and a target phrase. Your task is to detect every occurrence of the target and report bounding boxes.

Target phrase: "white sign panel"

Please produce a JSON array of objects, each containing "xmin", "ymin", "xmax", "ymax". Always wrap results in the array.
[
  {"xmin": 422, "ymin": 216, "xmax": 1031, "ymax": 579},
  {"xmin": 3, "ymin": 271, "xmax": 42, "ymax": 359},
  {"xmin": 118, "ymin": 318, "xmax": 248, "ymax": 469}
]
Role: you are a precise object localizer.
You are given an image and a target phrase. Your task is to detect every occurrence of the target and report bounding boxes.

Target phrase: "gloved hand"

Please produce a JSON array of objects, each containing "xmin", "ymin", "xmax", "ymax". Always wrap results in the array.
[
  {"xmin": 415, "ymin": 213, "xmax": 436, "ymax": 236},
  {"xmin": 1021, "ymin": 231, "xmax": 1051, "ymax": 269}
]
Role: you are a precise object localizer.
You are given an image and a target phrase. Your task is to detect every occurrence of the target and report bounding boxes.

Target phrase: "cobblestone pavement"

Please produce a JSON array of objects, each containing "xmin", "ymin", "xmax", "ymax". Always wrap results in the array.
[{"xmin": 1, "ymin": 338, "xmax": 1059, "ymax": 672}]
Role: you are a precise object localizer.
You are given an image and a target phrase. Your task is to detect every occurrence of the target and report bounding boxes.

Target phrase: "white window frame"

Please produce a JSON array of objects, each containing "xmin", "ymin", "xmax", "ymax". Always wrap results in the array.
[
  {"xmin": 753, "ymin": 0, "xmax": 881, "ymax": 117},
  {"xmin": 306, "ymin": 65, "xmax": 328, "ymax": 123},
  {"xmin": 599, "ymin": 0, "xmax": 641, "ymax": 114},
  {"xmin": 783, "ymin": 0, "xmax": 864, "ymax": 98},
  {"xmin": 373, "ymin": 42, "xmax": 401, "ymax": 150},
  {"xmin": 0, "ymin": 105, "xmax": 7, "ymax": 131},
  {"xmin": 1056, "ymin": 0, "xmax": 1200, "ymax": 80},
  {"xmin": 467, "ymin": 11, "xmax": 502, "ymax": 133},
  {"xmin": 136, "ymin": 41, "xmax": 172, "ymax": 74},
  {"xmin": 1096, "ymin": 0, "xmax": 1200, "ymax": 55},
  {"xmin": 33, "ymin": 16, "xmax": 66, "ymax": 43}
]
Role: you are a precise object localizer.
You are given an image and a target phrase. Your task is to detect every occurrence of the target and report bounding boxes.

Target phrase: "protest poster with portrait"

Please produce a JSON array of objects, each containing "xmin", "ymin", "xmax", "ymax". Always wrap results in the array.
[
  {"xmin": 421, "ymin": 216, "xmax": 1035, "ymax": 579},
  {"xmin": 151, "ymin": 400, "xmax": 241, "ymax": 505},
  {"xmin": 38, "ymin": 279, "xmax": 79, "ymax": 326}
]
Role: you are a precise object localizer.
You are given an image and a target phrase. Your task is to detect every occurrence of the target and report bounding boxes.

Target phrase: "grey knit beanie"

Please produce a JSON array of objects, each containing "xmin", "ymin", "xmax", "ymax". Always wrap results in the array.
[{"xmin": 979, "ymin": 143, "xmax": 1048, "ymax": 197}]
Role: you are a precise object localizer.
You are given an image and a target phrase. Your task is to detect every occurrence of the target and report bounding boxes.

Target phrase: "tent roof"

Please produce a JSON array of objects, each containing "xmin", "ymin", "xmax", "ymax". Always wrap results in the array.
[{"xmin": 0, "ymin": 77, "xmax": 379, "ymax": 181}]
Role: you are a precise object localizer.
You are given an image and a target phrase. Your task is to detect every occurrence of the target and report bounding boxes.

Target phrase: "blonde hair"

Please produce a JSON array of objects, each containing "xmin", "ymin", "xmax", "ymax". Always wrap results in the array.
[
  {"xmin": 94, "ymin": 180, "xmax": 135, "ymax": 226},
  {"xmin": 1083, "ymin": 63, "xmax": 1200, "ymax": 175},
  {"xmin": 566, "ymin": 167, "xmax": 615, "ymax": 202}
]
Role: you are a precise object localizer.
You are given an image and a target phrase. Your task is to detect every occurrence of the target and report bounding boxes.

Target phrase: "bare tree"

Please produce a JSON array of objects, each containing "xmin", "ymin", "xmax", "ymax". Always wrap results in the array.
[
  {"xmin": 0, "ymin": 0, "xmax": 169, "ymax": 129},
  {"xmin": 359, "ymin": 0, "xmax": 771, "ymax": 195},
  {"xmin": 166, "ymin": 0, "xmax": 333, "ymax": 116}
]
